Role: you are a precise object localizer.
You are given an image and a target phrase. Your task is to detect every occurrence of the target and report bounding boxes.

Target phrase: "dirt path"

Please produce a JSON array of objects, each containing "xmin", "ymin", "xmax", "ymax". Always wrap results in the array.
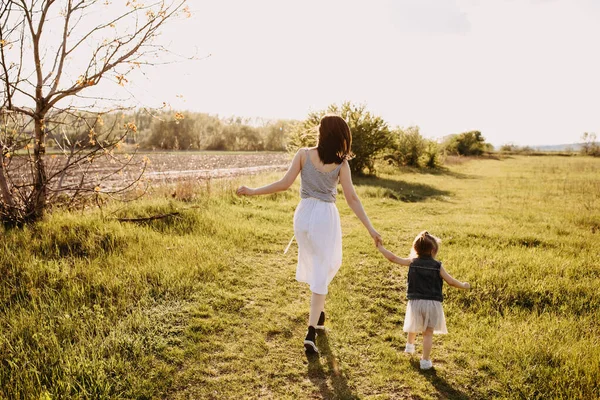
[
  {"xmin": 131, "ymin": 152, "xmax": 288, "ymax": 181},
  {"xmin": 140, "ymin": 153, "xmax": 288, "ymax": 183},
  {"xmin": 145, "ymin": 164, "xmax": 287, "ymax": 181},
  {"xmin": 14, "ymin": 152, "xmax": 291, "ymax": 189}
]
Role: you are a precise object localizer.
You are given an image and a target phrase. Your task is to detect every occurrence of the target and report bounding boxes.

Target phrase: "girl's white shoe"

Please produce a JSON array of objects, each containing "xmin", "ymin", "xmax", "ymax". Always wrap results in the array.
[
  {"xmin": 420, "ymin": 359, "xmax": 433, "ymax": 370},
  {"xmin": 404, "ymin": 343, "xmax": 415, "ymax": 354}
]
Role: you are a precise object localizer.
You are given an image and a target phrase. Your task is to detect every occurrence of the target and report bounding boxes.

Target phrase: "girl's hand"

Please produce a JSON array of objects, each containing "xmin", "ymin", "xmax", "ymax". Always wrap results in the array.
[
  {"xmin": 236, "ymin": 186, "xmax": 255, "ymax": 196},
  {"xmin": 369, "ymin": 228, "xmax": 383, "ymax": 247},
  {"xmin": 463, "ymin": 282, "xmax": 471, "ymax": 290}
]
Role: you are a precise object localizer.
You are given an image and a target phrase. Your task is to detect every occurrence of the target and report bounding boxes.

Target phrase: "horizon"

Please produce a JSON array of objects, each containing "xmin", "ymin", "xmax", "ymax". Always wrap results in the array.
[
  {"xmin": 123, "ymin": 108, "xmax": 595, "ymax": 149},
  {"xmin": 137, "ymin": 0, "xmax": 600, "ymax": 148},
  {"xmin": 6, "ymin": 0, "xmax": 600, "ymax": 147}
]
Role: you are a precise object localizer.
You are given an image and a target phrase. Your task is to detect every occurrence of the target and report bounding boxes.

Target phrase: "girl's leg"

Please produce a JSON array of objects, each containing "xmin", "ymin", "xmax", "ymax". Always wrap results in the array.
[
  {"xmin": 422, "ymin": 327, "xmax": 434, "ymax": 360},
  {"xmin": 308, "ymin": 292, "xmax": 326, "ymax": 327},
  {"xmin": 407, "ymin": 332, "xmax": 417, "ymax": 345},
  {"xmin": 405, "ymin": 332, "xmax": 417, "ymax": 354}
]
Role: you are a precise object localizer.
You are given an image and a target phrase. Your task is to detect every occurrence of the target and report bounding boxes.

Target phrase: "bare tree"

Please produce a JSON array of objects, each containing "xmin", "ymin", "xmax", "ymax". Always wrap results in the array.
[
  {"xmin": 581, "ymin": 132, "xmax": 599, "ymax": 157},
  {"xmin": 0, "ymin": 0, "xmax": 188, "ymax": 226}
]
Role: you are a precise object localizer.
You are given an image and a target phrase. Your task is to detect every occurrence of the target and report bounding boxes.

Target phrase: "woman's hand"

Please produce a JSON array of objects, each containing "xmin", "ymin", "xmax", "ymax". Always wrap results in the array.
[
  {"xmin": 369, "ymin": 227, "xmax": 383, "ymax": 247},
  {"xmin": 462, "ymin": 282, "xmax": 471, "ymax": 290},
  {"xmin": 236, "ymin": 186, "xmax": 255, "ymax": 196}
]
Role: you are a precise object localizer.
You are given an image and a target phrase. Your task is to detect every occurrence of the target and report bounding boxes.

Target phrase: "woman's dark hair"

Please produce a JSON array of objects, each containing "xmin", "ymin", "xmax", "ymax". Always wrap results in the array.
[{"xmin": 317, "ymin": 115, "xmax": 353, "ymax": 164}]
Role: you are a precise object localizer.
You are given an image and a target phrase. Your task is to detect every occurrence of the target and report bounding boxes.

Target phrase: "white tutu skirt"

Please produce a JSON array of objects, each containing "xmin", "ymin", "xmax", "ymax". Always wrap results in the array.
[
  {"xmin": 293, "ymin": 198, "xmax": 342, "ymax": 295},
  {"xmin": 403, "ymin": 299, "xmax": 448, "ymax": 334}
]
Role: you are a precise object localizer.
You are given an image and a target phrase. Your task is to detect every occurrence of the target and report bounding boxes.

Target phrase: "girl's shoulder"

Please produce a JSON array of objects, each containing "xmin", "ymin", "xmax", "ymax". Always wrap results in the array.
[{"xmin": 410, "ymin": 257, "xmax": 442, "ymax": 268}]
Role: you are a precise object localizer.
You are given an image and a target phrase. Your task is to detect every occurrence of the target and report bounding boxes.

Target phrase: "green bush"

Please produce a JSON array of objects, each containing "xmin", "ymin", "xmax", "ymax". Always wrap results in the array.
[
  {"xmin": 500, "ymin": 143, "xmax": 534, "ymax": 154},
  {"xmin": 287, "ymin": 102, "xmax": 392, "ymax": 175},
  {"xmin": 423, "ymin": 140, "xmax": 443, "ymax": 168},
  {"xmin": 385, "ymin": 126, "xmax": 425, "ymax": 167},
  {"xmin": 383, "ymin": 126, "xmax": 442, "ymax": 168},
  {"xmin": 444, "ymin": 130, "xmax": 492, "ymax": 156}
]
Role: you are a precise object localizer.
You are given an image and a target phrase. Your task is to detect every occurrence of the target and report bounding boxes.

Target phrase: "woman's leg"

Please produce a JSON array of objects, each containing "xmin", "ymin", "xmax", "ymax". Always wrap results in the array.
[
  {"xmin": 308, "ymin": 292, "xmax": 326, "ymax": 327},
  {"xmin": 422, "ymin": 327, "xmax": 434, "ymax": 360},
  {"xmin": 304, "ymin": 292, "xmax": 326, "ymax": 353}
]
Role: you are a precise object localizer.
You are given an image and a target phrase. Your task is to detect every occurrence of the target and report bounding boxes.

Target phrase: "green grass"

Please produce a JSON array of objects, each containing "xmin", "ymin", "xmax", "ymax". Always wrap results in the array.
[{"xmin": 1, "ymin": 156, "xmax": 599, "ymax": 399}]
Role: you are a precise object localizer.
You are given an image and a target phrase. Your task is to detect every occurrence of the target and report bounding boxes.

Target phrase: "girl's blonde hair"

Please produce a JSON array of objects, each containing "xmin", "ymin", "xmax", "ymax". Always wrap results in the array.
[{"xmin": 409, "ymin": 230, "xmax": 441, "ymax": 258}]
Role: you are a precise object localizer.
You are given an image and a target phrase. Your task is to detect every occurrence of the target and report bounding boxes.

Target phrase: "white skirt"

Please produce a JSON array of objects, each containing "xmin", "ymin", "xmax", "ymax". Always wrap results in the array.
[
  {"xmin": 403, "ymin": 299, "xmax": 448, "ymax": 334},
  {"xmin": 293, "ymin": 198, "xmax": 342, "ymax": 295}
]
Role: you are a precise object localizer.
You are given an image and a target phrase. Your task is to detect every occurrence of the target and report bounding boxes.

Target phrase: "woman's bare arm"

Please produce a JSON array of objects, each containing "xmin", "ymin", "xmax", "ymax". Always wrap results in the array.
[
  {"xmin": 236, "ymin": 149, "xmax": 303, "ymax": 196},
  {"xmin": 339, "ymin": 160, "xmax": 382, "ymax": 246}
]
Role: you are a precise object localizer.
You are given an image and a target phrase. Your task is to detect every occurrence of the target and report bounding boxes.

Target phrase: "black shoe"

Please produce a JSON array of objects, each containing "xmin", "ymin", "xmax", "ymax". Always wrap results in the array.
[
  {"xmin": 316, "ymin": 311, "xmax": 325, "ymax": 331},
  {"xmin": 304, "ymin": 326, "xmax": 318, "ymax": 354}
]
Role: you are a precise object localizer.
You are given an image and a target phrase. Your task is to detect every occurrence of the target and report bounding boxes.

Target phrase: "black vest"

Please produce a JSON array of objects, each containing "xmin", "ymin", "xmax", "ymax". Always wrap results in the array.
[{"xmin": 407, "ymin": 257, "xmax": 443, "ymax": 302}]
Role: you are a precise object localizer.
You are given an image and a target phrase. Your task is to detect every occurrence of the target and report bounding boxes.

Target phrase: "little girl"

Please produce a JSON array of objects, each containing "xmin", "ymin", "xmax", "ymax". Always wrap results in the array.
[
  {"xmin": 377, "ymin": 231, "xmax": 470, "ymax": 370},
  {"xmin": 237, "ymin": 115, "xmax": 382, "ymax": 354}
]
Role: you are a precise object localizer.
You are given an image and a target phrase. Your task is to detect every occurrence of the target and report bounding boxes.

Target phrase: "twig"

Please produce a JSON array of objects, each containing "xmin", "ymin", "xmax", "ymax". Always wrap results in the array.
[{"xmin": 116, "ymin": 211, "xmax": 180, "ymax": 222}]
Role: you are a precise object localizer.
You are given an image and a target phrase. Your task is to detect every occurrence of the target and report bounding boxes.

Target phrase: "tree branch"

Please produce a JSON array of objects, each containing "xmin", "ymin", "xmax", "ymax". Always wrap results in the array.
[{"xmin": 117, "ymin": 212, "xmax": 180, "ymax": 222}]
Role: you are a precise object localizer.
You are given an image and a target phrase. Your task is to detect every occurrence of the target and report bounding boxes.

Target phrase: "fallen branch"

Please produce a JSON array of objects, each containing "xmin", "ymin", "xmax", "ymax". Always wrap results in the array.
[{"xmin": 116, "ymin": 212, "xmax": 180, "ymax": 222}]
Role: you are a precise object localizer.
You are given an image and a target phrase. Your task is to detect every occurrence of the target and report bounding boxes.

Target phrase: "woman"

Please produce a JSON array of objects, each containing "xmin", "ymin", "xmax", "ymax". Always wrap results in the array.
[{"xmin": 236, "ymin": 115, "xmax": 382, "ymax": 353}]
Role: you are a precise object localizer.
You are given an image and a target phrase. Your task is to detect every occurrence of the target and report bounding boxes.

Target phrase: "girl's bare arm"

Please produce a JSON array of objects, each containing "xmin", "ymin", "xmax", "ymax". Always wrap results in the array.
[
  {"xmin": 440, "ymin": 266, "xmax": 470, "ymax": 289},
  {"xmin": 236, "ymin": 149, "xmax": 303, "ymax": 196},
  {"xmin": 377, "ymin": 244, "xmax": 412, "ymax": 266},
  {"xmin": 339, "ymin": 160, "xmax": 382, "ymax": 246}
]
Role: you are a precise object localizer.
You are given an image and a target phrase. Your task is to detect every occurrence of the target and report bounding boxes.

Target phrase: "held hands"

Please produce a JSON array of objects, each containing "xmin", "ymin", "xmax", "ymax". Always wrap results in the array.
[
  {"xmin": 375, "ymin": 242, "xmax": 387, "ymax": 256},
  {"xmin": 236, "ymin": 186, "xmax": 255, "ymax": 196},
  {"xmin": 369, "ymin": 227, "xmax": 383, "ymax": 247}
]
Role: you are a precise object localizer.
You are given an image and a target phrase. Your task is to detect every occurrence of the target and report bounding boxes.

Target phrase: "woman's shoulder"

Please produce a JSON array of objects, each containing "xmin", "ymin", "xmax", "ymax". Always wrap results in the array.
[
  {"xmin": 296, "ymin": 147, "xmax": 317, "ymax": 155},
  {"xmin": 296, "ymin": 147, "xmax": 314, "ymax": 167}
]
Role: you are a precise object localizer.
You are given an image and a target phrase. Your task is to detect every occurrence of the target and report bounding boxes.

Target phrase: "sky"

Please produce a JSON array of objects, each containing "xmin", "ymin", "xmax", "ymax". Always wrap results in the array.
[{"xmin": 16, "ymin": 0, "xmax": 600, "ymax": 147}]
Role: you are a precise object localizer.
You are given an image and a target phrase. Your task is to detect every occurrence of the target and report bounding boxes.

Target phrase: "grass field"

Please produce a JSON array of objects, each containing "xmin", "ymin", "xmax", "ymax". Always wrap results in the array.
[{"xmin": 1, "ymin": 156, "xmax": 599, "ymax": 399}]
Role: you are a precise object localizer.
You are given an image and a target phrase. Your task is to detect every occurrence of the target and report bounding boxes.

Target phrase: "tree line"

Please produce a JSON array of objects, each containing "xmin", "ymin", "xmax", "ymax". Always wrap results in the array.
[
  {"xmin": 106, "ymin": 110, "xmax": 296, "ymax": 152},
  {"xmin": 286, "ymin": 101, "xmax": 494, "ymax": 175},
  {"xmin": 81, "ymin": 103, "xmax": 493, "ymax": 176}
]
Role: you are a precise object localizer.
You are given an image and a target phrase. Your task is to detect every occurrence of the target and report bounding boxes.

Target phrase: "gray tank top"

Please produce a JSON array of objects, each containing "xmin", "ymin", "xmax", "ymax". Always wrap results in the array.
[{"xmin": 300, "ymin": 149, "xmax": 343, "ymax": 203}]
